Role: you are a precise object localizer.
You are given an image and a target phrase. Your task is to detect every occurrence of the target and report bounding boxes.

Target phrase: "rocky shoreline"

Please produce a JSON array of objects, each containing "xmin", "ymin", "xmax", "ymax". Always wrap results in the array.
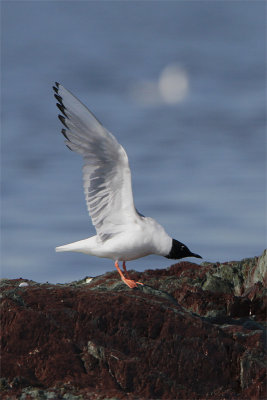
[{"xmin": 1, "ymin": 251, "xmax": 266, "ymax": 399}]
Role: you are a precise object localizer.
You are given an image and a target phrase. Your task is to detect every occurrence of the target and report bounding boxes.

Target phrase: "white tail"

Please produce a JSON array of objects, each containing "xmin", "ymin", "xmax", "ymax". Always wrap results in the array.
[
  {"xmin": 55, "ymin": 237, "xmax": 97, "ymax": 254},
  {"xmin": 55, "ymin": 242, "xmax": 83, "ymax": 252},
  {"xmin": 55, "ymin": 244, "xmax": 73, "ymax": 252}
]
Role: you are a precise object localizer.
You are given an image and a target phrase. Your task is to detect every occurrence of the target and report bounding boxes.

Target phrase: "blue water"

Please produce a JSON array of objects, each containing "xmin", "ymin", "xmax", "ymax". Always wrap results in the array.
[{"xmin": 2, "ymin": 2, "xmax": 266, "ymax": 283}]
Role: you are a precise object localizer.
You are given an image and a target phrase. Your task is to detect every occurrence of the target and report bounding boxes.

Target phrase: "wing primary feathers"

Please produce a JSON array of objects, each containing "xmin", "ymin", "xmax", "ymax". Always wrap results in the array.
[
  {"xmin": 54, "ymin": 94, "xmax": 63, "ymax": 103},
  {"xmin": 53, "ymin": 83, "xmax": 71, "ymax": 149},
  {"xmin": 53, "ymin": 82, "xmax": 59, "ymax": 94},
  {"xmin": 58, "ymin": 114, "xmax": 69, "ymax": 128},
  {"xmin": 66, "ymin": 143, "xmax": 73, "ymax": 151},
  {"xmin": 53, "ymin": 87, "xmax": 68, "ymax": 118},
  {"xmin": 56, "ymin": 103, "xmax": 67, "ymax": 116},
  {"xmin": 61, "ymin": 128, "xmax": 69, "ymax": 140}
]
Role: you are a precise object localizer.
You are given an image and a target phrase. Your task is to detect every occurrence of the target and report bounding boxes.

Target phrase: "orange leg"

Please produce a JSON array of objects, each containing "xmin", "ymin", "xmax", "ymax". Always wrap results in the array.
[
  {"xmin": 122, "ymin": 261, "xmax": 143, "ymax": 286},
  {"xmin": 114, "ymin": 261, "xmax": 143, "ymax": 288},
  {"xmin": 115, "ymin": 261, "xmax": 137, "ymax": 288},
  {"xmin": 122, "ymin": 261, "xmax": 130, "ymax": 278}
]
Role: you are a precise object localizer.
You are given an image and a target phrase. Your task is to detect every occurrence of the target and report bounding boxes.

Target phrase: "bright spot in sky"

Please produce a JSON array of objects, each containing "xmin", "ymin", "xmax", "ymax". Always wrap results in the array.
[
  {"xmin": 131, "ymin": 63, "xmax": 189, "ymax": 106},
  {"xmin": 158, "ymin": 64, "xmax": 189, "ymax": 104}
]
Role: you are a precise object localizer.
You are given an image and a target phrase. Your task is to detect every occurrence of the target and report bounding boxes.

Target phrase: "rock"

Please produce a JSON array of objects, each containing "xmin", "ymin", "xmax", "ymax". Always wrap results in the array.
[
  {"xmin": 251, "ymin": 249, "xmax": 267, "ymax": 286},
  {"xmin": 18, "ymin": 282, "xmax": 29, "ymax": 288},
  {"xmin": 1, "ymin": 251, "xmax": 266, "ymax": 399}
]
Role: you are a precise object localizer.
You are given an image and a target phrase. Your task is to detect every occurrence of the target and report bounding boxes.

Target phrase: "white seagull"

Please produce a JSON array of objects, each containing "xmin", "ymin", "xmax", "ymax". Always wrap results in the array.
[{"xmin": 53, "ymin": 83, "xmax": 202, "ymax": 288}]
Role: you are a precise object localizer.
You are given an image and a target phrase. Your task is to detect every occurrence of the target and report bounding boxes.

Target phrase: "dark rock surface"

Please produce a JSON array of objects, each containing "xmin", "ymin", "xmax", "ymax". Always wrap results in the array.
[{"xmin": 1, "ymin": 250, "xmax": 266, "ymax": 399}]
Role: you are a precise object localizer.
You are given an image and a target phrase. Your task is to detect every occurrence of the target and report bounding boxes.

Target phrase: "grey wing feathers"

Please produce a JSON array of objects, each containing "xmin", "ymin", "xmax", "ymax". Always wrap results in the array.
[{"xmin": 53, "ymin": 82, "xmax": 138, "ymax": 240}]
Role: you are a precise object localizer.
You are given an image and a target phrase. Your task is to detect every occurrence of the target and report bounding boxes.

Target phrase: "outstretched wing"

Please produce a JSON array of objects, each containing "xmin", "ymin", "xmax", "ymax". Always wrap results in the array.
[{"xmin": 53, "ymin": 82, "xmax": 139, "ymax": 240}]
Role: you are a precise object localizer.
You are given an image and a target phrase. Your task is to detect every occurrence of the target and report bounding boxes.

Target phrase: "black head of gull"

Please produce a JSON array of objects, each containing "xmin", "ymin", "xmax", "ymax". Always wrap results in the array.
[{"xmin": 165, "ymin": 239, "xmax": 202, "ymax": 260}]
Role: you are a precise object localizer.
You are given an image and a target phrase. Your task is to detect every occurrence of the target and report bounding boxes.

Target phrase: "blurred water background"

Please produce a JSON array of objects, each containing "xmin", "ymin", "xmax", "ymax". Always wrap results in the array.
[{"xmin": 2, "ymin": 1, "xmax": 266, "ymax": 283}]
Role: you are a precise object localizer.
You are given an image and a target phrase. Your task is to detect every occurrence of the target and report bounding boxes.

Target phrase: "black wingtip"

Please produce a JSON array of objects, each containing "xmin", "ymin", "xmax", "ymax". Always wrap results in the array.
[
  {"xmin": 61, "ymin": 128, "xmax": 69, "ymax": 140},
  {"xmin": 53, "ymin": 82, "xmax": 59, "ymax": 92},
  {"xmin": 66, "ymin": 143, "xmax": 73, "ymax": 151},
  {"xmin": 54, "ymin": 94, "xmax": 63, "ymax": 103},
  {"xmin": 58, "ymin": 114, "xmax": 68, "ymax": 128},
  {"xmin": 56, "ymin": 103, "xmax": 67, "ymax": 116}
]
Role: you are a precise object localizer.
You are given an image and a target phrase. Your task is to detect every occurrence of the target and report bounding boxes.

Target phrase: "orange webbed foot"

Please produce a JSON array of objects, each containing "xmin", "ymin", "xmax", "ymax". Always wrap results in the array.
[
  {"xmin": 122, "ymin": 261, "xmax": 143, "ymax": 287},
  {"xmin": 115, "ymin": 261, "xmax": 144, "ymax": 289},
  {"xmin": 121, "ymin": 277, "xmax": 138, "ymax": 289}
]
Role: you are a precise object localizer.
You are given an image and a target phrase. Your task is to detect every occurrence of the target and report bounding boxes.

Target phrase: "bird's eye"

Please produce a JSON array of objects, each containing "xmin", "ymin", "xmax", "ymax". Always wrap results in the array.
[{"xmin": 181, "ymin": 245, "xmax": 185, "ymax": 249}]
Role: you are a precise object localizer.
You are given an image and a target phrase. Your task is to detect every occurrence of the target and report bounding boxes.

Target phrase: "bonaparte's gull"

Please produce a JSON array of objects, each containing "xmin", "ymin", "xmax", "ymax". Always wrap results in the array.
[{"xmin": 53, "ymin": 83, "xmax": 202, "ymax": 288}]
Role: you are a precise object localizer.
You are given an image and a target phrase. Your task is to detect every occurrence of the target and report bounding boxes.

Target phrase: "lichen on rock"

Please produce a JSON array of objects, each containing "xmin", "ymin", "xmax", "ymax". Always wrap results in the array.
[{"xmin": 1, "ymin": 251, "xmax": 266, "ymax": 399}]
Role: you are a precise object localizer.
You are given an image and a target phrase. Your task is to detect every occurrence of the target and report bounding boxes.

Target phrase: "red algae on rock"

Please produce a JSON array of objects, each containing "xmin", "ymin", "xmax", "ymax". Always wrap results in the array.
[{"xmin": 1, "ymin": 251, "xmax": 266, "ymax": 399}]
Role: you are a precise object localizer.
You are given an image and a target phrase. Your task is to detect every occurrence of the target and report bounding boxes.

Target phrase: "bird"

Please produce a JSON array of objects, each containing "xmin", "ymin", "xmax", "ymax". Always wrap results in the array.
[{"xmin": 53, "ymin": 82, "xmax": 202, "ymax": 288}]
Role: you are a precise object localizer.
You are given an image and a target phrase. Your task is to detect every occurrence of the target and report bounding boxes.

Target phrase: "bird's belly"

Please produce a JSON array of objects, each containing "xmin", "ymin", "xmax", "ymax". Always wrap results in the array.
[{"xmin": 99, "ymin": 233, "xmax": 155, "ymax": 261}]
